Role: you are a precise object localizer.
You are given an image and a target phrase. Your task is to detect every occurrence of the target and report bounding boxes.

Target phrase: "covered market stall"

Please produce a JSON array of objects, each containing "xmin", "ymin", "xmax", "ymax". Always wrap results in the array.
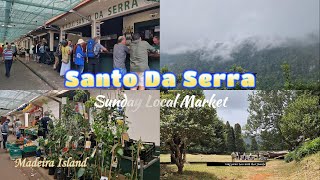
[
  {"xmin": 1, "ymin": 90, "xmax": 160, "ymax": 180},
  {"xmin": 46, "ymin": 0, "xmax": 160, "ymax": 73}
]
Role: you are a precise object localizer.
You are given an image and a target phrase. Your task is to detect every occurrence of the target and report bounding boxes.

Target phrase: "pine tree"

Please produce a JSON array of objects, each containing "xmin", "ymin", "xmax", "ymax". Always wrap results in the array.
[
  {"xmin": 234, "ymin": 123, "xmax": 246, "ymax": 152},
  {"xmin": 226, "ymin": 123, "xmax": 236, "ymax": 152}
]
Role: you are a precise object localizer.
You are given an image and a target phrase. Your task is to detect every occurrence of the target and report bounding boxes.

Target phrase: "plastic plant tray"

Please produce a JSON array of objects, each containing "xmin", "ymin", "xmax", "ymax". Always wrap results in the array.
[{"xmin": 10, "ymin": 148, "xmax": 23, "ymax": 160}]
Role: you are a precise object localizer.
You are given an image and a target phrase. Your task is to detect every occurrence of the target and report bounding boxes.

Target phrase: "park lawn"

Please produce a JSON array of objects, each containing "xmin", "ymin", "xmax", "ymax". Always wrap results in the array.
[
  {"xmin": 160, "ymin": 154, "xmax": 263, "ymax": 163},
  {"xmin": 160, "ymin": 153, "xmax": 320, "ymax": 180}
]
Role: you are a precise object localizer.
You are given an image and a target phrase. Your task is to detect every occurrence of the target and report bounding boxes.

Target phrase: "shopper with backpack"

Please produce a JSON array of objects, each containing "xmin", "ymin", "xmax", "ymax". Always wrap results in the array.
[
  {"xmin": 86, "ymin": 37, "xmax": 108, "ymax": 75},
  {"xmin": 74, "ymin": 39, "xmax": 87, "ymax": 74}
]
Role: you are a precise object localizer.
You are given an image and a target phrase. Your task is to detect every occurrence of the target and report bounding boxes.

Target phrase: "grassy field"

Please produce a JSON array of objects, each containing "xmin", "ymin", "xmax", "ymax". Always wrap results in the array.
[
  {"xmin": 160, "ymin": 153, "xmax": 320, "ymax": 180},
  {"xmin": 160, "ymin": 154, "xmax": 263, "ymax": 163}
]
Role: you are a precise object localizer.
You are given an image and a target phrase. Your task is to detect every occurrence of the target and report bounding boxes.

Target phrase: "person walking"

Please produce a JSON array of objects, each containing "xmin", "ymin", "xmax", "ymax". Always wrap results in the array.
[
  {"xmin": 38, "ymin": 111, "xmax": 52, "ymax": 139},
  {"xmin": 25, "ymin": 48, "xmax": 30, "ymax": 63},
  {"xmin": 60, "ymin": 41, "xmax": 71, "ymax": 77},
  {"xmin": 0, "ymin": 45, "xmax": 3, "ymax": 58},
  {"xmin": 1, "ymin": 119, "xmax": 10, "ymax": 149},
  {"xmin": 15, "ymin": 119, "xmax": 22, "ymax": 139},
  {"xmin": 129, "ymin": 33, "xmax": 156, "ymax": 90},
  {"xmin": 11, "ymin": 43, "xmax": 17, "ymax": 60},
  {"xmin": 54, "ymin": 43, "xmax": 61, "ymax": 70},
  {"xmin": 74, "ymin": 39, "xmax": 86, "ymax": 74},
  {"xmin": 39, "ymin": 42, "xmax": 45, "ymax": 63},
  {"xmin": 35, "ymin": 42, "xmax": 40, "ymax": 62},
  {"xmin": 29, "ymin": 43, "xmax": 34, "ymax": 61},
  {"xmin": 86, "ymin": 37, "xmax": 108, "ymax": 75},
  {"xmin": 0, "ymin": 123, "xmax": 3, "ymax": 149},
  {"xmin": 2, "ymin": 44, "xmax": 14, "ymax": 77},
  {"xmin": 231, "ymin": 152, "xmax": 237, "ymax": 162},
  {"xmin": 113, "ymin": 36, "xmax": 129, "ymax": 78}
]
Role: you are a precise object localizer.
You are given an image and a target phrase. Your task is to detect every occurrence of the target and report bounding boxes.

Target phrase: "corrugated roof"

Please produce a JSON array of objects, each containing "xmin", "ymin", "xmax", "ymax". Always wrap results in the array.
[
  {"xmin": 0, "ymin": 0, "xmax": 84, "ymax": 43},
  {"xmin": 0, "ymin": 90, "xmax": 46, "ymax": 116}
]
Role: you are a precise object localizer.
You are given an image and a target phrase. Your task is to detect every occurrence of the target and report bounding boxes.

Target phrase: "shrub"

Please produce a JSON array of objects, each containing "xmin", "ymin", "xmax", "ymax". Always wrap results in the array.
[{"xmin": 285, "ymin": 137, "xmax": 320, "ymax": 162}]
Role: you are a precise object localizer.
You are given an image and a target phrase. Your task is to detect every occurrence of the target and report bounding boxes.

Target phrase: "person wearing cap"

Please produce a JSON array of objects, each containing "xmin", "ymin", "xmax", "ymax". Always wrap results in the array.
[
  {"xmin": 74, "ymin": 39, "xmax": 87, "ymax": 74},
  {"xmin": 1, "ymin": 119, "xmax": 10, "ymax": 149}
]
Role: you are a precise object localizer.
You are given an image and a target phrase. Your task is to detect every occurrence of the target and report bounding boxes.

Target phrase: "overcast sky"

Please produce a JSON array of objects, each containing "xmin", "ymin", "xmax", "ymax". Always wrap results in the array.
[
  {"xmin": 161, "ymin": 0, "xmax": 320, "ymax": 53},
  {"xmin": 204, "ymin": 90, "xmax": 253, "ymax": 127}
]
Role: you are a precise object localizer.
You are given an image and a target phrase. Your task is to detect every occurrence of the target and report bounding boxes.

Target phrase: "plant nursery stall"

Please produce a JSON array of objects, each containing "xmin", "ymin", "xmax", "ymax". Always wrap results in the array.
[{"xmin": 4, "ymin": 90, "xmax": 160, "ymax": 180}]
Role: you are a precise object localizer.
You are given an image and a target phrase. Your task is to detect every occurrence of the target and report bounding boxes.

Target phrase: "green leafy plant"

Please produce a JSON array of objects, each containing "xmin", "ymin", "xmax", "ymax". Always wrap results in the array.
[{"xmin": 285, "ymin": 137, "xmax": 320, "ymax": 162}]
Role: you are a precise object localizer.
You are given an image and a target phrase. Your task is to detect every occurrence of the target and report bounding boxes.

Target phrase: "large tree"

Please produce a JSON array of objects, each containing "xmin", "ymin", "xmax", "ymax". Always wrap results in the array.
[
  {"xmin": 246, "ymin": 90, "xmax": 295, "ymax": 150},
  {"xmin": 279, "ymin": 92, "xmax": 320, "ymax": 148},
  {"xmin": 226, "ymin": 125, "xmax": 236, "ymax": 152},
  {"xmin": 160, "ymin": 90, "xmax": 222, "ymax": 173},
  {"xmin": 234, "ymin": 123, "xmax": 246, "ymax": 152}
]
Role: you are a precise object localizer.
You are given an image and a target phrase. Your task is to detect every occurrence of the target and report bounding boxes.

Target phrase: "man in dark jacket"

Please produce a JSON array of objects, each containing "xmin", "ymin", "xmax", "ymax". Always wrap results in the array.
[
  {"xmin": 1, "ymin": 119, "xmax": 10, "ymax": 149},
  {"xmin": 38, "ymin": 111, "xmax": 52, "ymax": 139}
]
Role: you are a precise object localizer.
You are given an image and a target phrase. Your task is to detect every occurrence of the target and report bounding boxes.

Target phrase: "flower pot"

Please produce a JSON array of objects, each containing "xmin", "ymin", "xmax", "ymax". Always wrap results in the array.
[
  {"xmin": 56, "ymin": 167, "xmax": 65, "ymax": 180},
  {"xmin": 48, "ymin": 167, "xmax": 56, "ymax": 175},
  {"xmin": 65, "ymin": 168, "xmax": 73, "ymax": 180}
]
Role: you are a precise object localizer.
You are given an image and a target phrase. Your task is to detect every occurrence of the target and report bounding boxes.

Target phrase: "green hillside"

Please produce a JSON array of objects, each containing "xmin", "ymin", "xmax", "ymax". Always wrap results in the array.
[{"xmin": 161, "ymin": 41, "xmax": 319, "ymax": 90}]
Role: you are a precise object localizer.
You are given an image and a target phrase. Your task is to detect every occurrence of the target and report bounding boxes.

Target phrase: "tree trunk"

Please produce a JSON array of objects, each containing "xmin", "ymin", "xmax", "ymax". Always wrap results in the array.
[
  {"xmin": 167, "ymin": 136, "xmax": 186, "ymax": 174},
  {"xmin": 177, "ymin": 165, "xmax": 183, "ymax": 174}
]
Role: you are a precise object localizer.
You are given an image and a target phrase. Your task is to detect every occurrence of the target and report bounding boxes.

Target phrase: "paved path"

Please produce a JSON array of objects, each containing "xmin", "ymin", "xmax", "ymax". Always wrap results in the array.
[
  {"xmin": 0, "ymin": 135, "xmax": 52, "ymax": 180},
  {"xmin": 0, "ymin": 60, "xmax": 53, "ymax": 90},
  {"xmin": 19, "ymin": 59, "xmax": 66, "ymax": 90}
]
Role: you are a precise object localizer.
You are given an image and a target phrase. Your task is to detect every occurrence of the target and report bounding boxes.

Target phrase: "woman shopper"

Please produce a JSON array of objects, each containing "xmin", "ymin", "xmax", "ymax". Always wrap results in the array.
[
  {"xmin": 74, "ymin": 39, "xmax": 86, "ymax": 74},
  {"xmin": 25, "ymin": 48, "xmax": 30, "ymax": 63},
  {"xmin": 29, "ymin": 44, "xmax": 34, "ymax": 61},
  {"xmin": 60, "ymin": 41, "xmax": 71, "ymax": 77}
]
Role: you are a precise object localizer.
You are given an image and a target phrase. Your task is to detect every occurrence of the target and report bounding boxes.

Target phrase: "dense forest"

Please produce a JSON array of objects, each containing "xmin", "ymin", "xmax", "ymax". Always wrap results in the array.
[{"xmin": 161, "ymin": 38, "xmax": 319, "ymax": 90}]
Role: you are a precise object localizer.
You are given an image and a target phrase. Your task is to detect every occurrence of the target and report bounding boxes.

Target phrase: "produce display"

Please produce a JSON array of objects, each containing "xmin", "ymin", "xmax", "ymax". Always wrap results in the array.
[
  {"xmin": 24, "ymin": 127, "xmax": 38, "ymax": 136},
  {"xmin": 15, "ymin": 137, "xmax": 24, "ymax": 145}
]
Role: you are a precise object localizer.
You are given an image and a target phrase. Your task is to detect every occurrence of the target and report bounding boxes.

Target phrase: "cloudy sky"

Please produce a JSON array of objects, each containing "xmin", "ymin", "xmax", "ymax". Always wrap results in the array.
[
  {"xmin": 204, "ymin": 90, "xmax": 253, "ymax": 126},
  {"xmin": 161, "ymin": 0, "xmax": 320, "ymax": 53}
]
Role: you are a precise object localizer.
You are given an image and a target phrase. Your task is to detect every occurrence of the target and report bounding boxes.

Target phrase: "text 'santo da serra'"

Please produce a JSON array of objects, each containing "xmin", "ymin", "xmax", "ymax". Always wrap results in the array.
[
  {"xmin": 64, "ymin": 70, "xmax": 256, "ymax": 89},
  {"xmin": 14, "ymin": 157, "xmax": 89, "ymax": 168}
]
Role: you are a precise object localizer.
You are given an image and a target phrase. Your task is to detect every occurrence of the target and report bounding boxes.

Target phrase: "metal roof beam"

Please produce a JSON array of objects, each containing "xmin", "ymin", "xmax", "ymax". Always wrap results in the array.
[
  {"xmin": 0, "ymin": 7, "xmax": 54, "ymax": 18},
  {"xmin": 2, "ymin": 0, "xmax": 68, "ymax": 12},
  {"xmin": 1, "ymin": 27, "xmax": 35, "ymax": 31},
  {"xmin": 0, "ymin": 20, "xmax": 41, "ymax": 26},
  {"xmin": 2, "ymin": 0, "xmax": 13, "ymax": 42}
]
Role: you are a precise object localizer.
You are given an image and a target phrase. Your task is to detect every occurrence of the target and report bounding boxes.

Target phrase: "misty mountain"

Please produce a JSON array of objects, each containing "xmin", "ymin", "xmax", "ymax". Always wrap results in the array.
[{"xmin": 161, "ymin": 37, "xmax": 320, "ymax": 89}]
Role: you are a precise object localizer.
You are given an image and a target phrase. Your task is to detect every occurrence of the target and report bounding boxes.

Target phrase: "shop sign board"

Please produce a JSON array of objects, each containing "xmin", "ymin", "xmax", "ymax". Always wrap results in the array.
[
  {"xmin": 96, "ymin": 22, "xmax": 101, "ymax": 37},
  {"xmin": 61, "ymin": 0, "xmax": 159, "ymax": 31}
]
